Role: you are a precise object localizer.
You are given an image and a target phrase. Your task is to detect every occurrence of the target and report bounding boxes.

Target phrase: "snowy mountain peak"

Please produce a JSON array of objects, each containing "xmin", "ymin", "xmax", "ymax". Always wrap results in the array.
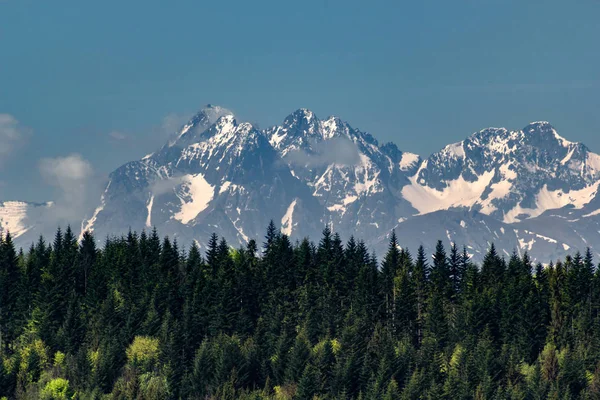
[
  {"xmin": 211, "ymin": 114, "xmax": 237, "ymax": 134},
  {"xmin": 320, "ymin": 116, "xmax": 350, "ymax": 140},
  {"xmin": 523, "ymin": 121, "xmax": 573, "ymax": 147},
  {"xmin": 282, "ymin": 108, "xmax": 320, "ymax": 134},
  {"xmin": 168, "ymin": 104, "xmax": 233, "ymax": 147},
  {"xmin": 456, "ymin": 122, "xmax": 577, "ymax": 158},
  {"xmin": 402, "ymin": 121, "xmax": 600, "ymax": 230},
  {"xmin": 272, "ymin": 109, "xmax": 374, "ymax": 152},
  {"xmin": 292, "ymin": 107, "xmax": 316, "ymax": 120},
  {"xmin": 194, "ymin": 104, "xmax": 233, "ymax": 125},
  {"xmin": 525, "ymin": 121, "xmax": 553, "ymax": 130}
]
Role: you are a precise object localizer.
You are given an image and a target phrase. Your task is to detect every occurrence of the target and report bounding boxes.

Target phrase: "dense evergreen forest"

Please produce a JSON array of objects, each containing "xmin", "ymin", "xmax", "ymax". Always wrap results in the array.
[{"xmin": 2, "ymin": 224, "xmax": 600, "ymax": 399}]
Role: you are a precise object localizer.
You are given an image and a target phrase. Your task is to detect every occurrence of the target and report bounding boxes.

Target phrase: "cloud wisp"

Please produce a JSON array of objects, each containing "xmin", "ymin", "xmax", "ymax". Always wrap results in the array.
[
  {"xmin": 149, "ymin": 175, "xmax": 186, "ymax": 197},
  {"xmin": 0, "ymin": 113, "xmax": 30, "ymax": 167},
  {"xmin": 108, "ymin": 131, "xmax": 129, "ymax": 141},
  {"xmin": 285, "ymin": 136, "xmax": 361, "ymax": 168},
  {"xmin": 38, "ymin": 154, "xmax": 98, "ymax": 225}
]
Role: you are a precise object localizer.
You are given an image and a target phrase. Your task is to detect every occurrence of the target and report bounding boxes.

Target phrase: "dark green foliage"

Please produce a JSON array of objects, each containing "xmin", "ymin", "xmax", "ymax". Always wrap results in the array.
[
  {"xmin": 0, "ymin": 232, "xmax": 21, "ymax": 350},
  {"xmin": 1, "ymin": 226, "xmax": 600, "ymax": 399}
]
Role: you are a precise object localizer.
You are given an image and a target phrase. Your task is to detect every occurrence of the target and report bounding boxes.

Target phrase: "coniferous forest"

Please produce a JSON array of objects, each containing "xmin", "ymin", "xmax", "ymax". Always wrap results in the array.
[{"xmin": 2, "ymin": 224, "xmax": 600, "ymax": 399}]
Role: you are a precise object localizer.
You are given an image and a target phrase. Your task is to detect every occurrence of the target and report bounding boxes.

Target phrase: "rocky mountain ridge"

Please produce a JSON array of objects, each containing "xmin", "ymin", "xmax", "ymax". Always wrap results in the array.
[{"xmin": 5, "ymin": 105, "xmax": 600, "ymax": 262}]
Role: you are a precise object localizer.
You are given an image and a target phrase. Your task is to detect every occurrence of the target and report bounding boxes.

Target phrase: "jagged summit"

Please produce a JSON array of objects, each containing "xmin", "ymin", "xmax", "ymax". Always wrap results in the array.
[
  {"xmin": 526, "ymin": 120, "xmax": 553, "ymax": 127},
  {"xmin": 8, "ymin": 107, "xmax": 600, "ymax": 264},
  {"xmin": 194, "ymin": 104, "xmax": 234, "ymax": 124},
  {"xmin": 280, "ymin": 108, "xmax": 320, "ymax": 138},
  {"xmin": 167, "ymin": 104, "xmax": 234, "ymax": 147},
  {"xmin": 269, "ymin": 109, "xmax": 379, "ymax": 158},
  {"xmin": 467, "ymin": 121, "xmax": 572, "ymax": 148},
  {"xmin": 403, "ymin": 120, "xmax": 600, "ymax": 230},
  {"xmin": 523, "ymin": 121, "xmax": 574, "ymax": 146}
]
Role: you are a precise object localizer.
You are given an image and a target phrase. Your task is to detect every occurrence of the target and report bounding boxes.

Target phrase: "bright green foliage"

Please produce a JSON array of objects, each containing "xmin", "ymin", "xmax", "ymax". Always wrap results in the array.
[
  {"xmin": 126, "ymin": 336, "xmax": 160, "ymax": 371},
  {"xmin": 40, "ymin": 378, "xmax": 72, "ymax": 400}
]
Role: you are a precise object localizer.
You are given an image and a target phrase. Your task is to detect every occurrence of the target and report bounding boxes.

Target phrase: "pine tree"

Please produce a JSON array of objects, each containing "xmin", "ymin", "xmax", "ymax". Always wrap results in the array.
[
  {"xmin": 412, "ymin": 245, "xmax": 429, "ymax": 346},
  {"xmin": 317, "ymin": 226, "xmax": 334, "ymax": 286},
  {"xmin": 479, "ymin": 244, "xmax": 505, "ymax": 343},
  {"xmin": 381, "ymin": 231, "xmax": 401, "ymax": 327},
  {"xmin": 530, "ymin": 262, "xmax": 550, "ymax": 361},
  {"xmin": 448, "ymin": 243, "xmax": 463, "ymax": 302},
  {"xmin": 480, "ymin": 243, "xmax": 504, "ymax": 288},
  {"xmin": 382, "ymin": 379, "xmax": 400, "ymax": 400},
  {"xmin": 76, "ymin": 231, "xmax": 97, "ymax": 299},
  {"xmin": 285, "ymin": 332, "xmax": 311, "ymax": 384},
  {"xmin": 549, "ymin": 261, "xmax": 569, "ymax": 347},
  {"xmin": 296, "ymin": 364, "xmax": 319, "ymax": 400},
  {"xmin": 430, "ymin": 240, "xmax": 450, "ymax": 300},
  {"xmin": 188, "ymin": 339, "xmax": 214, "ymax": 397},
  {"xmin": 393, "ymin": 260, "xmax": 415, "ymax": 339}
]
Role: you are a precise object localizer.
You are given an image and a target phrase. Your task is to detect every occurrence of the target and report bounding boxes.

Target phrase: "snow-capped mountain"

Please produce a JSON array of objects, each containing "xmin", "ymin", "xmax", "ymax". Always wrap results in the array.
[
  {"xmin": 399, "ymin": 121, "xmax": 600, "ymax": 260},
  {"xmin": 404, "ymin": 122, "xmax": 600, "ymax": 223},
  {"xmin": 80, "ymin": 106, "xmax": 324, "ymax": 250},
  {"xmin": 265, "ymin": 109, "xmax": 418, "ymax": 244},
  {"xmin": 7, "ymin": 104, "xmax": 600, "ymax": 263}
]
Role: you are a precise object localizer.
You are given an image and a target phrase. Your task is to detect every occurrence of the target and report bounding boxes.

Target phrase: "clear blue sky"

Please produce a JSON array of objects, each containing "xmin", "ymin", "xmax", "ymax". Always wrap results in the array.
[{"xmin": 1, "ymin": 0, "xmax": 599, "ymax": 202}]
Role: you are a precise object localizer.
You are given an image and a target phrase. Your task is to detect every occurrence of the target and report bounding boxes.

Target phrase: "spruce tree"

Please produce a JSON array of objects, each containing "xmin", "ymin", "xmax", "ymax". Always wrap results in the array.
[
  {"xmin": 381, "ymin": 231, "xmax": 401, "ymax": 327},
  {"xmin": 296, "ymin": 364, "xmax": 319, "ymax": 400},
  {"xmin": 412, "ymin": 245, "xmax": 429, "ymax": 345}
]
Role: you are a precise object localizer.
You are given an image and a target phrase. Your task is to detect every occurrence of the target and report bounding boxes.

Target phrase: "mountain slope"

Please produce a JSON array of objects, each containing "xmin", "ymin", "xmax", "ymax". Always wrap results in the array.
[
  {"xmin": 7, "ymin": 105, "xmax": 600, "ymax": 263},
  {"xmin": 265, "ymin": 109, "xmax": 419, "ymax": 242},
  {"xmin": 403, "ymin": 122, "xmax": 600, "ymax": 223},
  {"xmin": 81, "ymin": 107, "xmax": 325, "ymax": 250}
]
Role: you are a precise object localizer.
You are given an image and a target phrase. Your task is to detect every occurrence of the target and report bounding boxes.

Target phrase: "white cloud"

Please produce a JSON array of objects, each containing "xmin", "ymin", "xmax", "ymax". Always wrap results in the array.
[
  {"xmin": 39, "ymin": 154, "xmax": 95, "ymax": 223},
  {"xmin": 285, "ymin": 136, "xmax": 361, "ymax": 167},
  {"xmin": 161, "ymin": 113, "xmax": 190, "ymax": 137},
  {"xmin": 0, "ymin": 113, "xmax": 29, "ymax": 166},
  {"xmin": 108, "ymin": 131, "xmax": 128, "ymax": 141},
  {"xmin": 107, "ymin": 113, "xmax": 193, "ymax": 154},
  {"xmin": 40, "ymin": 154, "xmax": 93, "ymax": 184}
]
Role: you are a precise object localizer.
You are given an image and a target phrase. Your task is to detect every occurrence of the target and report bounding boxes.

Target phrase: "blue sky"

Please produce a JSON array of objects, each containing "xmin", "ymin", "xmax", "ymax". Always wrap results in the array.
[{"xmin": 1, "ymin": 0, "xmax": 599, "ymax": 202}]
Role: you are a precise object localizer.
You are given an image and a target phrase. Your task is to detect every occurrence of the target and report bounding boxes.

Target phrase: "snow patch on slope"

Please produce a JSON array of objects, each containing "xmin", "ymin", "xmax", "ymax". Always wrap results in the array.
[
  {"xmin": 583, "ymin": 209, "xmax": 600, "ymax": 218},
  {"xmin": 0, "ymin": 202, "xmax": 37, "ymax": 238},
  {"xmin": 219, "ymin": 181, "xmax": 232, "ymax": 194},
  {"xmin": 281, "ymin": 199, "xmax": 297, "ymax": 236},
  {"xmin": 503, "ymin": 181, "xmax": 600, "ymax": 223},
  {"xmin": 402, "ymin": 170, "xmax": 495, "ymax": 215},
  {"xmin": 327, "ymin": 195, "xmax": 358, "ymax": 214},
  {"xmin": 146, "ymin": 195, "xmax": 154, "ymax": 228},
  {"xmin": 174, "ymin": 174, "xmax": 215, "ymax": 224},
  {"xmin": 442, "ymin": 142, "xmax": 465, "ymax": 159},
  {"xmin": 81, "ymin": 180, "xmax": 111, "ymax": 236},
  {"xmin": 479, "ymin": 164, "xmax": 516, "ymax": 214},
  {"xmin": 399, "ymin": 152, "xmax": 420, "ymax": 170},
  {"xmin": 587, "ymin": 153, "xmax": 600, "ymax": 172},
  {"xmin": 354, "ymin": 153, "xmax": 382, "ymax": 195}
]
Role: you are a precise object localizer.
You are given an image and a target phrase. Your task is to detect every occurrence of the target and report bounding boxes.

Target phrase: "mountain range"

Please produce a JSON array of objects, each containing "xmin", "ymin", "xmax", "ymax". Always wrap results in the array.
[{"xmin": 3, "ymin": 104, "xmax": 600, "ymax": 262}]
